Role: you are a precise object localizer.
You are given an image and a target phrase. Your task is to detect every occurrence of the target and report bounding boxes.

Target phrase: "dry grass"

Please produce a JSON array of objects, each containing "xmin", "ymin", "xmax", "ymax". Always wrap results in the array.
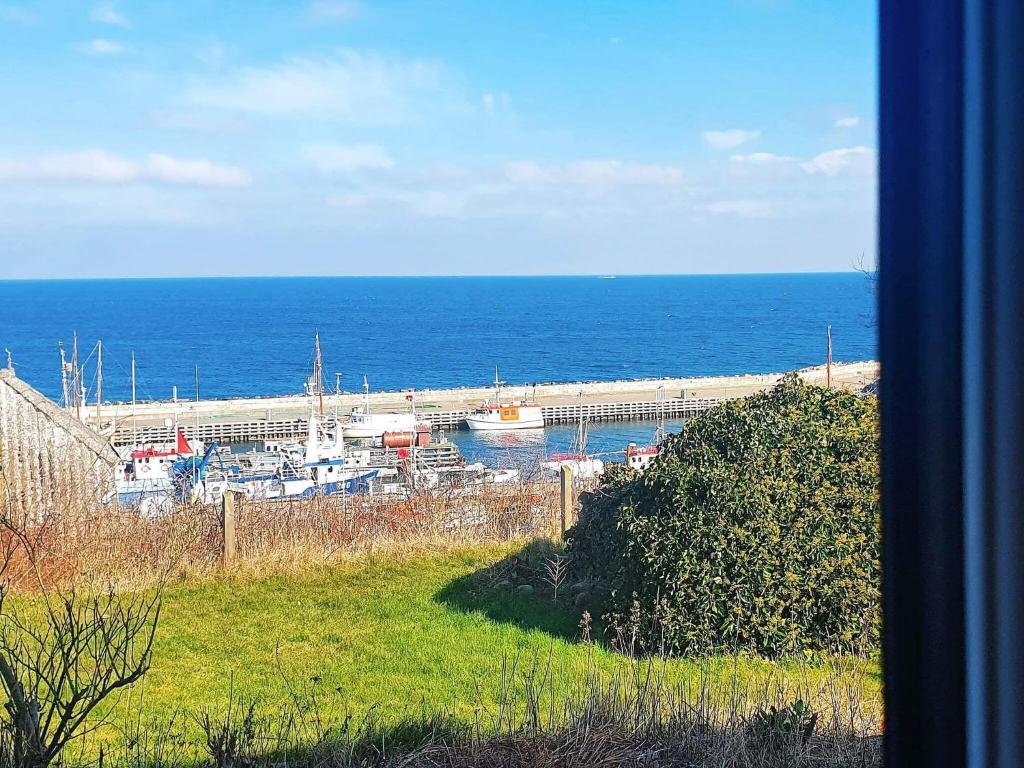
[
  {"xmin": 4, "ymin": 483, "xmax": 560, "ymax": 592},
  {"xmin": 91, "ymin": 651, "xmax": 881, "ymax": 768}
]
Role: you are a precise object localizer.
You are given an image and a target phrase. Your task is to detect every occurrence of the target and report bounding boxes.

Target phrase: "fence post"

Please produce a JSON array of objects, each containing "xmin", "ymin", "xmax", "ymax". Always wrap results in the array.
[
  {"xmin": 559, "ymin": 464, "xmax": 574, "ymax": 538},
  {"xmin": 221, "ymin": 491, "xmax": 237, "ymax": 566}
]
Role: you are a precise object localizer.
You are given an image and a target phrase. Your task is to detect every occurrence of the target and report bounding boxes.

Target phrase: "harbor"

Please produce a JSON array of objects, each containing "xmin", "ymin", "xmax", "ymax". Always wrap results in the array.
[
  {"xmin": 3, "ymin": 339, "xmax": 878, "ymax": 514},
  {"xmin": 82, "ymin": 361, "xmax": 878, "ymax": 447}
]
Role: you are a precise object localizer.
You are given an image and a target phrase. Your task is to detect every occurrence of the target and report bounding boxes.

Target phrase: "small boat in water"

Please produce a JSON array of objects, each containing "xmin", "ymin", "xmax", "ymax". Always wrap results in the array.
[
  {"xmin": 342, "ymin": 377, "xmax": 418, "ymax": 439},
  {"xmin": 110, "ymin": 428, "xmax": 227, "ymax": 514},
  {"xmin": 465, "ymin": 368, "xmax": 544, "ymax": 431},
  {"xmin": 540, "ymin": 393, "xmax": 604, "ymax": 480},
  {"xmin": 625, "ymin": 442, "xmax": 661, "ymax": 472}
]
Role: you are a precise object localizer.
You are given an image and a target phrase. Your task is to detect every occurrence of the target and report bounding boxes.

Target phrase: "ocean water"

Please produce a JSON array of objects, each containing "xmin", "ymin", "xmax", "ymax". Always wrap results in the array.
[{"xmin": 0, "ymin": 274, "xmax": 876, "ymax": 464}]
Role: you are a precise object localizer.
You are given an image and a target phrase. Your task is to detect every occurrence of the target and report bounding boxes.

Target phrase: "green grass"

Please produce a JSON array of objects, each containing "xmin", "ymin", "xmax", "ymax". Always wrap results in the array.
[{"xmin": 129, "ymin": 542, "xmax": 879, "ymax": 732}]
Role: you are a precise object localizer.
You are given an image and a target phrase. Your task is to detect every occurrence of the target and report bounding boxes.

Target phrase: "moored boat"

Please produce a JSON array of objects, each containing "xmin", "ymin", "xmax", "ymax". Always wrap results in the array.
[
  {"xmin": 465, "ymin": 368, "xmax": 544, "ymax": 431},
  {"xmin": 625, "ymin": 442, "xmax": 661, "ymax": 472},
  {"xmin": 342, "ymin": 377, "xmax": 418, "ymax": 439},
  {"xmin": 539, "ymin": 393, "xmax": 604, "ymax": 480}
]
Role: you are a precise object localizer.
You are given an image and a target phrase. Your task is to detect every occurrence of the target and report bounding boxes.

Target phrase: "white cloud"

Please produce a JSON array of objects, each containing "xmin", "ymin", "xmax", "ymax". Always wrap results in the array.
[
  {"xmin": 90, "ymin": 1, "xmax": 129, "ymax": 27},
  {"xmin": 834, "ymin": 115, "xmax": 860, "ymax": 128},
  {"xmin": 308, "ymin": 0, "xmax": 361, "ymax": 22},
  {"xmin": 801, "ymin": 146, "xmax": 876, "ymax": 177},
  {"xmin": 702, "ymin": 129, "xmax": 760, "ymax": 150},
  {"xmin": 0, "ymin": 150, "xmax": 251, "ymax": 187},
  {"xmin": 144, "ymin": 154, "xmax": 251, "ymax": 187},
  {"xmin": 303, "ymin": 143, "xmax": 395, "ymax": 173},
  {"xmin": 76, "ymin": 38, "xmax": 124, "ymax": 55},
  {"xmin": 729, "ymin": 152, "xmax": 796, "ymax": 165},
  {"xmin": 320, "ymin": 159, "xmax": 687, "ymax": 220},
  {"xmin": 186, "ymin": 51, "xmax": 446, "ymax": 122}
]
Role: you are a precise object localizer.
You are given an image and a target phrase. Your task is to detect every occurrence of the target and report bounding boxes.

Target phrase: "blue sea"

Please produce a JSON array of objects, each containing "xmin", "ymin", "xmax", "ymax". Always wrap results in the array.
[{"xmin": 0, "ymin": 274, "xmax": 877, "ymax": 463}]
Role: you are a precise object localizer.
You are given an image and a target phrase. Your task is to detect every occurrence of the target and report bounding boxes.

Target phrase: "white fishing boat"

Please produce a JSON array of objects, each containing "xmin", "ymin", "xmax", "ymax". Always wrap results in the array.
[
  {"xmin": 623, "ymin": 386, "xmax": 667, "ymax": 473},
  {"xmin": 342, "ymin": 377, "xmax": 418, "ymax": 439},
  {"xmin": 540, "ymin": 394, "xmax": 604, "ymax": 480},
  {"xmin": 625, "ymin": 442, "xmax": 661, "ymax": 472},
  {"xmin": 540, "ymin": 452, "xmax": 604, "ymax": 481},
  {"xmin": 465, "ymin": 368, "xmax": 544, "ymax": 431},
  {"xmin": 109, "ymin": 428, "xmax": 226, "ymax": 512}
]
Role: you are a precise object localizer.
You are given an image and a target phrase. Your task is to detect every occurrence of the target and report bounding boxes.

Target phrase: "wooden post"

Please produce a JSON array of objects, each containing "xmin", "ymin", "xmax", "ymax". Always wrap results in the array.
[
  {"xmin": 559, "ymin": 464, "xmax": 574, "ymax": 538},
  {"xmin": 222, "ymin": 491, "xmax": 237, "ymax": 566}
]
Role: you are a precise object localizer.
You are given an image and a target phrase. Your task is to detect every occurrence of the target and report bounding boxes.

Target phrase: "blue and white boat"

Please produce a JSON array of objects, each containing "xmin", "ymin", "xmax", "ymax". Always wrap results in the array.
[{"xmin": 225, "ymin": 413, "xmax": 386, "ymax": 501}]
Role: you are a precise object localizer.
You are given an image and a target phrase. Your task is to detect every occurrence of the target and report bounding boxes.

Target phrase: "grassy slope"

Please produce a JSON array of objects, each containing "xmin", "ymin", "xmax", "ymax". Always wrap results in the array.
[{"xmin": 136, "ymin": 543, "xmax": 879, "ymax": 728}]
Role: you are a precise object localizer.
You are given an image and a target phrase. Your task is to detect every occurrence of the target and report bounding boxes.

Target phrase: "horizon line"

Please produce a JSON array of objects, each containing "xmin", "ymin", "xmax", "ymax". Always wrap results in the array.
[{"xmin": 0, "ymin": 269, "xmax": 873, "ymax": 283}]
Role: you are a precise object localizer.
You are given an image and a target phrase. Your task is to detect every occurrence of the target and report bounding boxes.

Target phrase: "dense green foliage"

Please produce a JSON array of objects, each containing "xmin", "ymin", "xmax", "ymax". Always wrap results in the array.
[{"xmin": 568, "ymin": 375, "xmax": 880, "ymax": 657}]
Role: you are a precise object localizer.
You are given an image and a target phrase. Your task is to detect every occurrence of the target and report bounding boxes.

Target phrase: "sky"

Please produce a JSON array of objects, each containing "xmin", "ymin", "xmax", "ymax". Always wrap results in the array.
[{"xmin": 0, "ymin": 0, "xmax": 877, "ymax": 278}]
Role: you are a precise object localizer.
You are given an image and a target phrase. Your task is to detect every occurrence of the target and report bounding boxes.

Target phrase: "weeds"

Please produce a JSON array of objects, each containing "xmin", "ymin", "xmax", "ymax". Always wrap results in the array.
[
  {"xmin": 95, "ymin": 653, "xmax": 881, "ymax": 768},
  {"xmin": 1, "ymin": 484, "xmax": 561, "ymax": 595}
]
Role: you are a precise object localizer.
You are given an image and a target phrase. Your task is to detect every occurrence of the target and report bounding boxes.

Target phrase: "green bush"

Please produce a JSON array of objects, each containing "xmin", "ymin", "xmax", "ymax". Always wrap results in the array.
[{"xmin": 567, "ymin": 374, "xmax": 880, "ymax": 658}]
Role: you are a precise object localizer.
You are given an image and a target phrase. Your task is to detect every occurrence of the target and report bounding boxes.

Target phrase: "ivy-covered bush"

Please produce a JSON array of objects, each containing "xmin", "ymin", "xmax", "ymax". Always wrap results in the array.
[{"xmin": 567, "ymin": 374, "xmax": 880, "ymax": 658}]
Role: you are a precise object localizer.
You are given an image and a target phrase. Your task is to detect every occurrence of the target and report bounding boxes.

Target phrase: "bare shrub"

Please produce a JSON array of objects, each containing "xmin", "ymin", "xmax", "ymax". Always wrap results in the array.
[{"xmin": 0, "ymin": 483, "xmax": 161, "ymax": 768}]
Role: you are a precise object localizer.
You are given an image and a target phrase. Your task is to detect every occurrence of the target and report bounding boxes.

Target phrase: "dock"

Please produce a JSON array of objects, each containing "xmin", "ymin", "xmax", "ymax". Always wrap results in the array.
[{"xmin": 83, "ymin": 361, "xmax": 878, "ymax": 448}]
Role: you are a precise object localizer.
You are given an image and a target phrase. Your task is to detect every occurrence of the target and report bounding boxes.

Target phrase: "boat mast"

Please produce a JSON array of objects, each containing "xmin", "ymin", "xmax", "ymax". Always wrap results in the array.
[
  {"xmin": 96, "ymin": 339, "xmax": 102, "ymax": 428},
  {"xmin": 58, "ymin": 342, "xmax": 70, "ymax": 409},
  {"xmin": 131, "ymin": 351, "xmax": 137, "ymax": 446},
  {"xmin": 314, "ymin": 330, "xmax": 324, "ymax": 417},
  {"xmin": 71, "ymin": 331, "xmax": 81, "ymax": 420},
  {"xmin": 493, "ymin": 365, "xmax": 505, "ymax": 402},
  {"xmin": 574, "ymin": 391, "xmax": 588, "ymax": 456},
  {"xmin": 363, "ymin": 376, "xmax": 370, "ymax": 414},
  {"xmin": 334, "ymin": 372, "xmax": 343, "ymax": 422},
  {"xmin": 654, "ymin": 384, "xmax": 666, "ymax": 445}
]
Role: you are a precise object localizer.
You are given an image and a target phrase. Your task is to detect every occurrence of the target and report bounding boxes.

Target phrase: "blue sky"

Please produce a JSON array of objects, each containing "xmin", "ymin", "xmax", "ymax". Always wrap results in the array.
[{"xmin": 0, "ymin": 0, "xmax": 876, "ymax": 278}]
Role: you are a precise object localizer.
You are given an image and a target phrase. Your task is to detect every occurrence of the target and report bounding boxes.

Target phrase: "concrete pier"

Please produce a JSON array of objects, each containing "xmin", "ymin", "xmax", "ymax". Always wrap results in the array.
[{"xmin": 83, "ymin": 361, "xmax": 878, "ymax": 448}]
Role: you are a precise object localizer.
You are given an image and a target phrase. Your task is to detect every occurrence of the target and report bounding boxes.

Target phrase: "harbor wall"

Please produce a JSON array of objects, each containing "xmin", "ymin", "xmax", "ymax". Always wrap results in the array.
[
  {"xmin": 93, "ymin": 361, "xmax": 879, "ymax": 447},
  {"xmin": 0, "ymin": 369, "xmax": 119, "ymax": 516},
  {"xmin": 83, "ymin": 361, "xmax": 880, "ymax": 423}
]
